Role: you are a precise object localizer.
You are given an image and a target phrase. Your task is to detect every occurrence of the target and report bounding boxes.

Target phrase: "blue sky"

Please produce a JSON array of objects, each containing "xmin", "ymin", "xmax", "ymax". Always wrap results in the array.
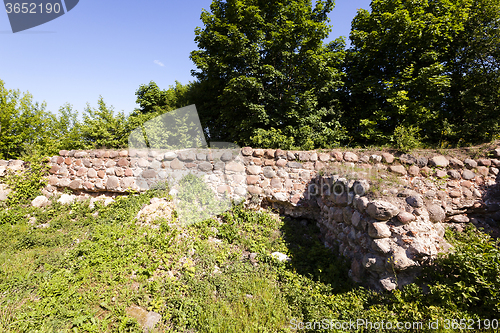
[{"xmin": 0, "ymin": 0, "xmax": 371, "ymax": 117}]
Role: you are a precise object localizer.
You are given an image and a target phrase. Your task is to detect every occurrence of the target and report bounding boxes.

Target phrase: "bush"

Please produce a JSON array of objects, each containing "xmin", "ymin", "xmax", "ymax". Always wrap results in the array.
[
  {"xmin": 176, "ymin": 173, "xmax": 231, "ymax": 226},
  {"xmin": 4, "ymin": 156, "xmax": 49, "ymax": 205},
  {"xmin": 392, "ymin": 124, "xmax": 422, "ymax": 152},
  {"xmin": 422, "ymin": 226, "xmax": 500, "ymax": 317}
]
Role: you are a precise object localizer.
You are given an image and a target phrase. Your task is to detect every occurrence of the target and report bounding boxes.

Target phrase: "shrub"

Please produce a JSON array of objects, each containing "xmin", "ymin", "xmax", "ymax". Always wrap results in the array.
[
  {"xmin": 423, "ymin": 226, "xmax": 500, "ymax": 317},
  {"xmin": 392, "ymin": 124, "xmax": 422, "ymax": 152},
  {"xmin": 4, "ymin": 156, "xmax": 49, "ymax": 205}
]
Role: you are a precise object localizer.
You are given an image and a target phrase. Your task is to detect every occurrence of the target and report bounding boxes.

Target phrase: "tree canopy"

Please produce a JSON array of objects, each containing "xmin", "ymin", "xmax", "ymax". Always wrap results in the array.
[
  {"xmin": 134, "ymin": 81, "xmax": 191, "ymax": 115},
  {"xmin": 0, "ymin": 80, "xmax": 55, "ymax": 159},
  {"xmin": 343, "ymin": 0, "xmax": 500, "ymax": 147},
  {"xmin": 2, "ymin": 0, "xmax": 500, "ymax": 156},
  {"xmin": 190, "ymin": 0, "xmax": 347, "ymax": 149}
]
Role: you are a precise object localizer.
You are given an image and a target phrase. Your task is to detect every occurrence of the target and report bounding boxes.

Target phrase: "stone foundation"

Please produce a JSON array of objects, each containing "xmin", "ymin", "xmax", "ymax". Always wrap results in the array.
[{"xmin": 2, "ymin": 147, "xmax": 500, "ymax": 290}]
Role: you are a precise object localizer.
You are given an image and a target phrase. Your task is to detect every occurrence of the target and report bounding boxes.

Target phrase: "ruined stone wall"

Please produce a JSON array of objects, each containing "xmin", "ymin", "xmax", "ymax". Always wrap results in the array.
[{"xmin": 2, "ymin": 147, "xmax": 500, "ymax": 290}]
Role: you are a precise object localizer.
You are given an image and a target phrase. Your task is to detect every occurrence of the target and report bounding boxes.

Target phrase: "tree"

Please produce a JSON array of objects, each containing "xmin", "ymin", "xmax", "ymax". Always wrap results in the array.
[
  {"xmin": 190, "ymin": 0, "xmax": 346, "ymax": 149},
  {"xmin": 134, "ymin": 81, "xmax": 192, "ymax": 115},
  {"xmin": 42, "ymin": 103, "xmax": 88, "ymax": 154},
  {"xmin": 446, "ymin": 0, "xmax": 500, "ymax": 143},
  {"xmin": 343, "ymin": 0, "xmax": 500, "ymax": 146},
  {"xmin": 0, "ymin": 80, "xmax": 56, "ymax": 159},
  {"xmin": 80, "ymin": 96, "xmax": 129, "ymax": 149}
]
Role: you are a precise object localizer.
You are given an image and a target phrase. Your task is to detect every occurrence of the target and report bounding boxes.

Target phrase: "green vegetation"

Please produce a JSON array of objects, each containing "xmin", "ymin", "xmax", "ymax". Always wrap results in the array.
[
  {"xmin": 1, "ymin": 0, "xmax": 500, "ymax": 331},
  {"xmin": 2, "ymin": 0, "xmax": 500, "ymax": 156},
  {"xmin": 0, "ymin": 165, "xmax": 499, "ymax": 332},
  {"xmin": 175, "ymin": 173, "xmax": 231, "ymax": 226},
  {"xmin": 3, "ymin": 156, "xmax": 49, "ymax": 206},
  {"xmin": 0, "ymin": 79, "xmax": 191, "ymax": 160},
  {"xmin": 344, "ymin": 0, "xmax": 500, "ymax": 147}
]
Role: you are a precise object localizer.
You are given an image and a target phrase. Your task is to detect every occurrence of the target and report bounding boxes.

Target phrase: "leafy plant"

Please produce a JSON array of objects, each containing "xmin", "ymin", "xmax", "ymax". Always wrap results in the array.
[
  {"xmin": 393, "ymin": 124, "xmax": 422, "ymax": 152},
  {"xmin": 4, "ymin": 156, "xmax": 49, "ymax": 205},
  {"xmin": 190, "ymin": 0, "xmax": 346, "ymax": 149},
  {"xmin": 176, "ymin": 173, "xmax": 231, "ymax": 226},
  {"xmin": 422, "ymin": 226, "xmax": 500, "ymax": 317}
]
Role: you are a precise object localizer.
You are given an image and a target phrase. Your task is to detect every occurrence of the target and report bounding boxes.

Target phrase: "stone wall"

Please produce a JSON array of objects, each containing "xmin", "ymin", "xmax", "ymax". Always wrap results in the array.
[{"xmin": 2, "ymin": 147, "xmax": 500, "ymax": 290}]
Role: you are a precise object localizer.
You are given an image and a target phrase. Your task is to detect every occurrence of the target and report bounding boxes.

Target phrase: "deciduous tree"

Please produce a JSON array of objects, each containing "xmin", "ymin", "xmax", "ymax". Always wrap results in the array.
[
  {"xmin": 343, "ymin": 0, "xmax": 500, "ymax": 146},
  {"xmin": 190, "ymin": 0, "xmax": 346, "ymax": 149}
]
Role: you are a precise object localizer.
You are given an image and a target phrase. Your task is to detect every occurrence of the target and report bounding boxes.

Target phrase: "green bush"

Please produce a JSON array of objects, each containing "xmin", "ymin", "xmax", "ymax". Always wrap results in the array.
[
  {"xmin": 4, "ymin": 156, "xmax": 49, "ymax": 205},
  {"xmin": 423, "ymin": 226, "xmax": 500, "ymax": 317},
  {"xmin": 392, "ymin": 124, "xmax": 422, "ymax": 152},
  {"xmin": 176, "ymin": 173, "xmax": 231, "ymax": 226}
]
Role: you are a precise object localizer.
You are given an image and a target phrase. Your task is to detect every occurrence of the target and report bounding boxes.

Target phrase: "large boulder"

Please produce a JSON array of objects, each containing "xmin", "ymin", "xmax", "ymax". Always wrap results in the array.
[
  {"xmin": 427, "ymin": 204, "xmax": 445, "ymax": 223},
  {"xmin": 429, "ymin": 155, "xmax": 449, "ymax": 167},
  {"xmin": 366, "ymin": 200, "xmax": 400, "ymax": 220},
  {"xmin": 32, "ymin": 196, "xmax": 50, "ymax": 208}
]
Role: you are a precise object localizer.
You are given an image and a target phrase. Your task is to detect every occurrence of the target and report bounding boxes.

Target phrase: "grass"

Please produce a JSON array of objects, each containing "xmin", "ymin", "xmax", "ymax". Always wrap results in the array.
[{"xmin": 0, "ymin": 181, "xmax": 500, "ymax": 332}]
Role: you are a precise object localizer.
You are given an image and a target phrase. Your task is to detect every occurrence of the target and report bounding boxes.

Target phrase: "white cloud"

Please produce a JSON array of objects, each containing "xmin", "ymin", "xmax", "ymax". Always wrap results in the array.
[{"xmin": 154, "ymin": 60, "xmax": 165, "ymax": 67}]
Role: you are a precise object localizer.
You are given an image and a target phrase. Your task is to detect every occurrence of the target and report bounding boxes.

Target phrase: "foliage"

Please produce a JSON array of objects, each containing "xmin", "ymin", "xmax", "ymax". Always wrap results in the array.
[
  {"xmin": 175, "ymin": 173, "xmax": 231, "ymax": 226},
  {"xmin": 249, "ymin": 127, "xmax": 295, "ymax": 150},
  {"xmin": 0, "ymin": 80, "xmax": 56, "ymax": 159},
  {"xmin": 392, "ymin": 124, "xmax": 422, "ymax": 152},
  {"xmin": 343, "ymin": 0, "xmax": 500, "ymax": 147},
  {"xmin": 0, "ymin": 80, "xmax": 122, "ymax": 158},
  {"xmin": 190, "ymin": 0, "xmax": 346, "ymax": 149},
  {"xmin": 80, "ymin": 96, "xmax": 129, "ymax": 149},
  {"xmin": 3, "ymin": 156, "xmax": 49, "ymax": 205},
  {"xmin": 446, "ymin": 0, "xmax": 500, "ymax": 144},
  {"xmin": 422, "ymin": 226, "xmax": 500, "ymax": 317},
  {"xmin": 128, "ymin": 105, "xmax": 208, "ymax": 151},
  {"xmin": 134, "ymin": 81, "xmax": 192, "ymax": 115},
  {"xmin": 43, "ymin": 103, "xmax": 89, "ymax": 153}
]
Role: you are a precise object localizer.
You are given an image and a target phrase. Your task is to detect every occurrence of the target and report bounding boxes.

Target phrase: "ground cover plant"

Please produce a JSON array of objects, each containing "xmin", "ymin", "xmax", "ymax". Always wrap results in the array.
[{"xmin": 1, "ymin": 170, "xmax": 500, "ymax": 333}]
